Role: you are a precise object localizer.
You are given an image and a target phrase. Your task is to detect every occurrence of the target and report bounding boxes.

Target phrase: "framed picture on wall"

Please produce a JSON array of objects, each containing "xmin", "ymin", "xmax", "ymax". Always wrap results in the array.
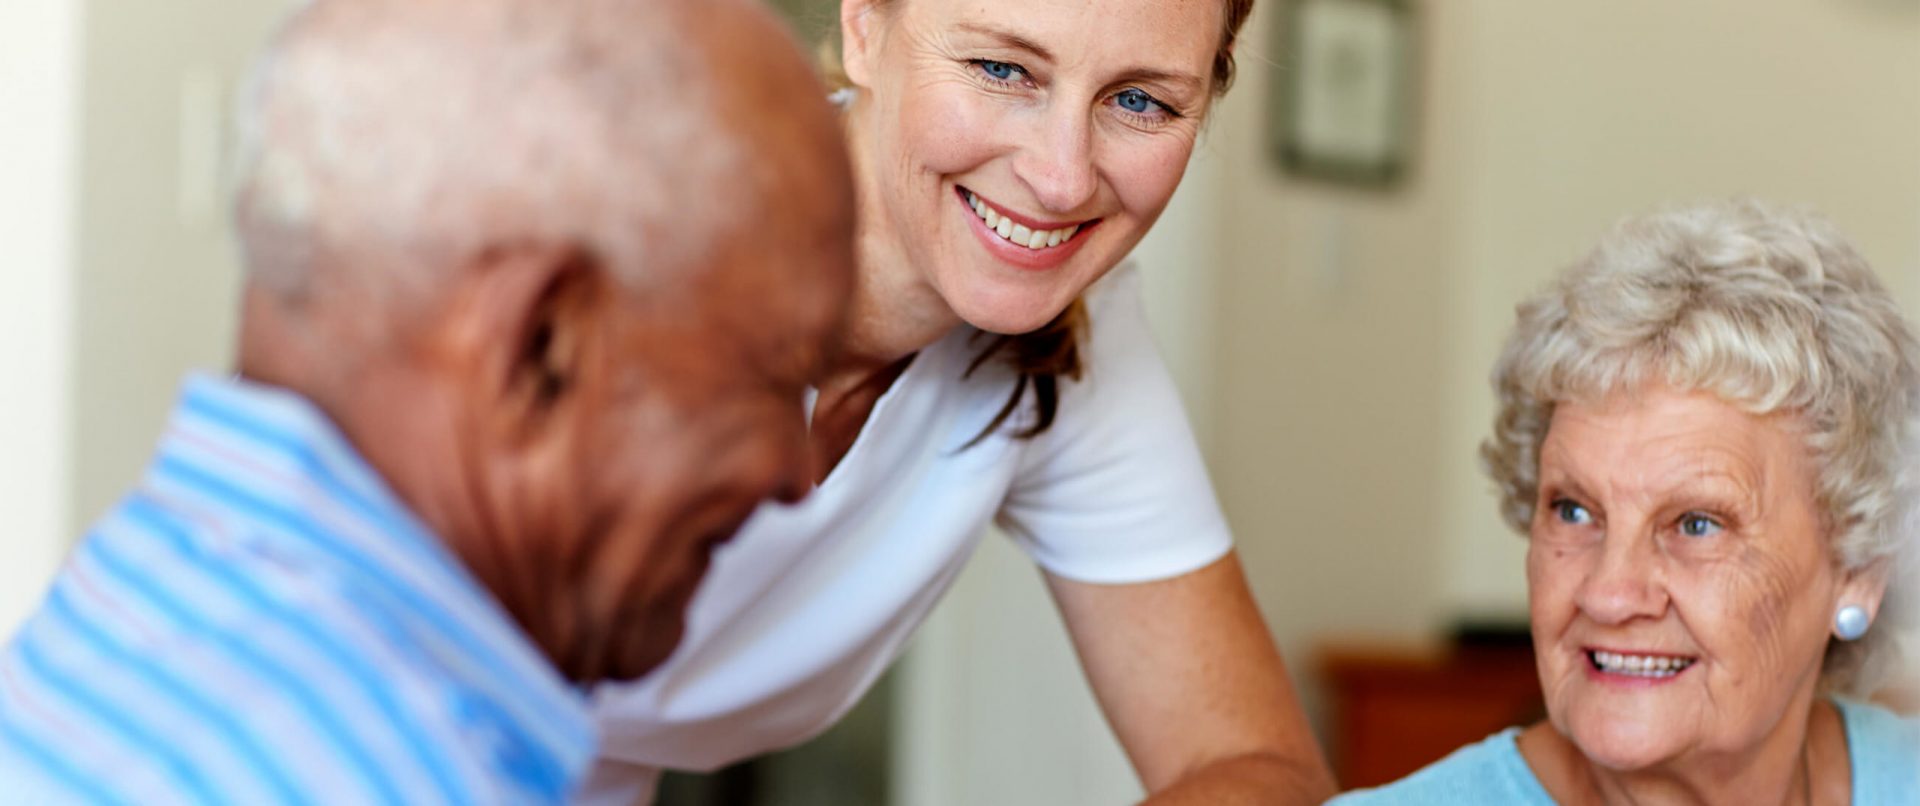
[{"xmin": 1270, "ymin": 0, "xmax": 1417, "ymax": 187}]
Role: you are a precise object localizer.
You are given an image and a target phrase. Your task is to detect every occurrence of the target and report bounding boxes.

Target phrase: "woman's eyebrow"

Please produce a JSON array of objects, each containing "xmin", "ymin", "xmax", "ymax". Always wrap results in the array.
[
  {"xmin": 1655, "ymin": 471, "xmax": 1761, "ymax": 513},
  {"xmin": 954, "ymin": 22, "xmax": 1055, "ymax": 63},
  {"xmin": 1116, "ymin": 67, "xmax": 1205, "ymax": 95}
]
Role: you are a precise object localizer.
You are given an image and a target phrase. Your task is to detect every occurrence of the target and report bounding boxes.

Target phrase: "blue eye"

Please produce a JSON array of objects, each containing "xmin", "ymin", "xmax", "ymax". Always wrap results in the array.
[
  {"xmin": 1679, "ymin": 513, "xmax": 1723, "ymax": 538},
  {"xmin": 974, "ymin": 60, "xmax": 1024, "ymax": 83},
  {"xmin": 1553, "ymin": 499, "xmax": 1593, "ymax": 526},
  {"xmin": 1114, "ymin": 88, "xmax": 1163, "ymax": 115}
]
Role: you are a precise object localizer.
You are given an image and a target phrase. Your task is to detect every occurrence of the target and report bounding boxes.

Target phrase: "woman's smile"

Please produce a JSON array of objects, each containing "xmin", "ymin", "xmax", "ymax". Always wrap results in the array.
[
  {"xmin": 1581, "ymin": 646, "xmax": 1700, "ymax": 687},
  {"xmin": 955, "ymin": 185, "xmax": 1099, "ymax": 270}
]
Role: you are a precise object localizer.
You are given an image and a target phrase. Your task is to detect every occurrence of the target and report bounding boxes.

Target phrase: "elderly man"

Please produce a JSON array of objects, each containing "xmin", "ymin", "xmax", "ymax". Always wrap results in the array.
[{"xmin": 0, "ymin": 0, "xmax": 853, "ymax": 802}]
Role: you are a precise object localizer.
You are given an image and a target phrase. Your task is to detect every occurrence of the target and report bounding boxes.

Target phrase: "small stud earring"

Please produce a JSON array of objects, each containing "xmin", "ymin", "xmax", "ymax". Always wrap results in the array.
[{"xmin": 1835, "ymin": 604, "xmax": 1871, "ymax": 641}]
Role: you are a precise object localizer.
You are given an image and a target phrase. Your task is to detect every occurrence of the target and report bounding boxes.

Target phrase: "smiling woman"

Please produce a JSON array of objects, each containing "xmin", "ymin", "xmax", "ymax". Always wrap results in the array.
[
  {"xmin": 819, "ymin": 0, "xmax": 1254, "ymax": 443},
  {"xmin": 579, "ymin": 0, "xmax": 1338, "ymax": 804},
  {"xmin": 1334, "ymin": 200, "xmax": 1920, "ymax": 805}
]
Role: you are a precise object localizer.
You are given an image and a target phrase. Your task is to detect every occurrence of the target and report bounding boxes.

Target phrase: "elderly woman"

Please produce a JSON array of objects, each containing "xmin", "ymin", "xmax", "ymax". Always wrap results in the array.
[{"xmin": 1337, "ymin": 201, "xmax": 1920, "ymax": 804}]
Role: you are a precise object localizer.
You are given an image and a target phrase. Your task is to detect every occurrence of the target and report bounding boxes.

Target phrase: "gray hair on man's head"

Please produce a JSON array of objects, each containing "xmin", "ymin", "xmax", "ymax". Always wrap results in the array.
[
  {"xmin": 232, "ymin": 0, "xmax": 746, "ymax": 303},
  {"xmin": 1481, "ymin": 199, "xmax": 1920, "ymax": 694}
]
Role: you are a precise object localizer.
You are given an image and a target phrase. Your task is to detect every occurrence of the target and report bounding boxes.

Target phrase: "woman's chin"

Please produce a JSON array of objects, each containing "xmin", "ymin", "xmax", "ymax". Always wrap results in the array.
[
  {"xmin": 932, "ymin": 268, "xmax": 1087, "ymax": 336},
  {"xmin": 950, "ymin": 297, "xmax": 1072, "ymax": 336},
  {"xmin": 1566, "ymin": 716, "xmax": 1686, "ymax": 772}
]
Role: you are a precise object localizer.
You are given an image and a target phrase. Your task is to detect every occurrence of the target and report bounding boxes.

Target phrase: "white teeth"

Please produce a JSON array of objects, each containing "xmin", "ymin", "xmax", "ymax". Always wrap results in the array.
[
  {"xmin": 1591, "ymin": 650, "xmax": 1694, "ymax": 678},
  {"xmin": 966, "ymin": 190, "xmax": 1083, "ymax": 251}
]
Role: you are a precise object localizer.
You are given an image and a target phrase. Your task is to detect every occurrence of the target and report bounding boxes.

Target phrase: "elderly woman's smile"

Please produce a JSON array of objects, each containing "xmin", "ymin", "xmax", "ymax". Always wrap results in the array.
[
  {"xmin": 1531, "ymin": 386, "xmax": 1848, "ymax": 771},
  {"xmin": 1585, "ymin": 650, "xmax": 1696, "ymax": 679}
]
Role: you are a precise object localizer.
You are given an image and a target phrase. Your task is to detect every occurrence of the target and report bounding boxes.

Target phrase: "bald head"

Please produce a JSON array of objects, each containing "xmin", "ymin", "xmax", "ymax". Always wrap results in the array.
[
  {"xmin": 228, "ymin": 0, "xmax": 856, "ymax": 683},
  {"xmin": 235, "ymin": 0, "xmax": 848, "ymax": 305}
]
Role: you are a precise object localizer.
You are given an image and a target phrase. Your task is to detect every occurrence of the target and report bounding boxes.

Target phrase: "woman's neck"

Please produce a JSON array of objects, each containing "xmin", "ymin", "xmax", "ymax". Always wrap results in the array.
[
  {"xmin": 827, "ymin": 236, "xmax": 958, "ymax": 384},
  {"xmin": 1521, "ymin": 694, "xmax": 1847, "ymax": 806}
]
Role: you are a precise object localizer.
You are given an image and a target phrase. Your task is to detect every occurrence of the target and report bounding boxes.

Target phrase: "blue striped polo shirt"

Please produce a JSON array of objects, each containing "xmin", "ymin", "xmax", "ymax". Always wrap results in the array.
[{"xmin": 0, "ymin": 375, "xmax": 597, "ymax": 804}]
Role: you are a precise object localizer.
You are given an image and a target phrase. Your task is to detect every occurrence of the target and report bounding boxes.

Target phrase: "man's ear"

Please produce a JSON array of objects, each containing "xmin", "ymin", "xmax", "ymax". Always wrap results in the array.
[
  {"xmin": 840, "ymin": 0, "xmax": 884, "ymax": 89},
  {"xmin": 456, "ymin": 242, "xmax": 607, "ymax": 441}
]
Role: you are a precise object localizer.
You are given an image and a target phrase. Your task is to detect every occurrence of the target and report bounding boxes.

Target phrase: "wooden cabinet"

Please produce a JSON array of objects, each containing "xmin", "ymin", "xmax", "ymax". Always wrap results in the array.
[{"xmin": 1318, "ymin": 640, "xmax": 1545, "ymax": 789}]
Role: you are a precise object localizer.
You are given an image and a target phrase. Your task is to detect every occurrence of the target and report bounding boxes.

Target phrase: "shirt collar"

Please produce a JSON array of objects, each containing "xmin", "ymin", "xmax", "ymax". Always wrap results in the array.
[{"xmin": 144, "ymin": 373, "xmax": 598, "ymax": 792}]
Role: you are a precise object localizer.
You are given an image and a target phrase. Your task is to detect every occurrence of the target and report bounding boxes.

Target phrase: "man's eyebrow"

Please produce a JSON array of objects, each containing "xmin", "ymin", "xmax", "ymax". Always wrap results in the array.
[{"xmin": 954, "ymin": 22, "xmax": 1055, "ymax": 63}]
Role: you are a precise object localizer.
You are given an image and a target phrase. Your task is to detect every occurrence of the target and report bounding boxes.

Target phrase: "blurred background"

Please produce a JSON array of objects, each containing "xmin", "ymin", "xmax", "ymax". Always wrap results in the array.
[{"xmin": 3, "ymin": 0, "xmax": 1916, "ymax": 803}]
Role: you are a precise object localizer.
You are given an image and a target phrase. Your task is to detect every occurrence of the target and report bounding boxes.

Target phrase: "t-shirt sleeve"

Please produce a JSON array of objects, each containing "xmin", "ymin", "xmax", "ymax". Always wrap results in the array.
[{"xmin": 994, "ymin": 263, "xmax": 1234, "ymax": 584}]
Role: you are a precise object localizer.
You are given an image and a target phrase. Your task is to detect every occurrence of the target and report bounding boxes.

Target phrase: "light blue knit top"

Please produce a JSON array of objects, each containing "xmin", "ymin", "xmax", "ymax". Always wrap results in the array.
[{"xmin": 1330, "ymin": 698, "xmax": 1920, "ymax": 805}]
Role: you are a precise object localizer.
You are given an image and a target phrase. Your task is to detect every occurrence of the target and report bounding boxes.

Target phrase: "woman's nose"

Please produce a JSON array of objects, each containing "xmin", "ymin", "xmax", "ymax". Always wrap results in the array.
[
  {"xmin": 1014, "ymin": 108, "xmax": 1097, "ymax": 214},
  {"xmin": 1574, "ymin": 533, "xmax": 1668, "ymax": 626}
]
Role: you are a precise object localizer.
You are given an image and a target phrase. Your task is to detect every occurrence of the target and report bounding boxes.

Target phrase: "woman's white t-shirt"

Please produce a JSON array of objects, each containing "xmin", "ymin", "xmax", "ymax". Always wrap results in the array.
[{"xmin": 580, "ymin": 264, "xmax": 1232, "ymax": 803}]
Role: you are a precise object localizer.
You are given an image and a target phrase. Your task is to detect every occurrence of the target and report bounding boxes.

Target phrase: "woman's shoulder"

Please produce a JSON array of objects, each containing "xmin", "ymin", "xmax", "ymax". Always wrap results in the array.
[
  {"xmin": 1834, "ymin": 697, "xmax": 1920, "ymax": 803},
  {"xmin": 1837, "ymin": 696, "xmax": 1920, "ymax": 740},
  {"xmin": 1329, "ymin": 728, "xmax": 1556, "ymax": 806}
]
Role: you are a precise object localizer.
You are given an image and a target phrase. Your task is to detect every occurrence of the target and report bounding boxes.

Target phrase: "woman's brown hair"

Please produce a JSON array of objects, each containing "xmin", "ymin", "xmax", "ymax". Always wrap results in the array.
[{"xmin": 827, "ymin": 0, "xmax": 1256, "ymax": 445}]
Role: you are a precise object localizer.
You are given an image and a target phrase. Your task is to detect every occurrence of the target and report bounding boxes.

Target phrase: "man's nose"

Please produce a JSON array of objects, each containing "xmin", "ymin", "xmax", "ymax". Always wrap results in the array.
[
  {"xmin": 1014, "ymin": 107, "xmax": 1097, "ymax": 215},
  {"xmin": 1574, "ymin": 530, "xmax": 1668, "ymax": 626}
]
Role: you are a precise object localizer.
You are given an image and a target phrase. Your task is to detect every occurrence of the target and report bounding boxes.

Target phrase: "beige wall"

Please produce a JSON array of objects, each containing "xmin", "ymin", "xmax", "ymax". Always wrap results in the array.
[
  {"xmin": 1208, "ymin": 0, "xmax": 1468, "ymax": 729},
  {"xmin": 1208, "ymin": 0, "xmax": 1920, "ymax": 731},
  {"xmin": 0, "ymin": 0, "xmax": 292, "ymax": 629},
  {"xmin": 0, "ymin": 0, "xmax": 82, "ymax": 631},
  {"xmin": 68, "ymin": 0, "xmax": 291, "ymax": 525}
]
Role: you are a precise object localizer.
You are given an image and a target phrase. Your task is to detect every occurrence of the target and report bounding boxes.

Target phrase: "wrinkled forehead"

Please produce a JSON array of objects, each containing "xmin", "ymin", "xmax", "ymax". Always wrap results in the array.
[{"xmin": 1539, "ymin": 385, "xmax": 1812, "ymax": 494}]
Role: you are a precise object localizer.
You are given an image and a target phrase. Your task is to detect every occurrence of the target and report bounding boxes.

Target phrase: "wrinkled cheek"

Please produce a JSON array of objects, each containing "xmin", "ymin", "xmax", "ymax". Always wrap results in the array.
[
  {"xmin": 1740, "ymin": 579, "xmax": 1792, "ymax": 673},
  {"xmin": 1758, "ymin": 556, "xmax": 1820, "ymax": 663},
  {"xmin": 1525, "ymin": 548, "xmax": 1580, "ymax": 711},
  {"xmin": 1525, "ymin": 543, "xmax": 1547, "ymax": 592},
  {"xmin": 1725, "ymin": 548, "xmax": 1825, "ymax": 684},
  {"xmin": 1525, "ymin": 546, "xmax": 1578, "ymax": 631},
  {"xmin": 894, "ymin": 86, "xmax": 1005, "ymax": 178}
]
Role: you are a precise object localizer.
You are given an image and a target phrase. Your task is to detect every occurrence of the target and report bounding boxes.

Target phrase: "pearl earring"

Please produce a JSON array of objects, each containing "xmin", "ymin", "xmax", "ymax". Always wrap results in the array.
[{"xmin": 1835, "ymin": 604, "xmax": 1871, "ymax": 641}]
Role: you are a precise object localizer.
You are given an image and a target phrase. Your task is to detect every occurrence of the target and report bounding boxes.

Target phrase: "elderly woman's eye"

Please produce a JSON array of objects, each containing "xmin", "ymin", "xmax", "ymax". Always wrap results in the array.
[
  {"xmin": 1552, "ymin": 499, "xmax": 1593, "ymax": 525},
  {"xmin": 1678, "ymin": 513, "xmax": 1723, "ymax": 538},
  {"xmin": 971, "ymin": 59, "xmax": 1026, "ymax": 84}
]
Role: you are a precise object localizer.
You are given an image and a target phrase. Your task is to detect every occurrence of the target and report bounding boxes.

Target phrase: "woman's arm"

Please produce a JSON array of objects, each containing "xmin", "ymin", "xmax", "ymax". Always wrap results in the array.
[{"xmin": 1047, "ymin": 551, "xmax": 1336, "ymax": 805}]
